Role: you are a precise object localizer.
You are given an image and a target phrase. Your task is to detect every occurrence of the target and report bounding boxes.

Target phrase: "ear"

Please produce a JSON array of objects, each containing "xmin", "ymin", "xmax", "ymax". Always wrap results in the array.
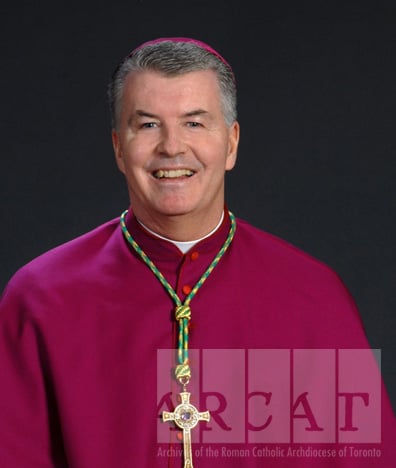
[
  {"xmin": 112, "ymin": 129, "xmax": 126, "ymax": 174},
  {"xmin": 225, "ymin": 121, "xmax": 240, "ymax": 171}
]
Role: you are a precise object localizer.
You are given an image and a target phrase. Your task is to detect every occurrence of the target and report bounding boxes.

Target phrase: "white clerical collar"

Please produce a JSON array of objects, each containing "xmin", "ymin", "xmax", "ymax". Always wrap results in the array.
[{"xmin": 137, "ymin": 211, "xmax": 225, "ymax": 254}]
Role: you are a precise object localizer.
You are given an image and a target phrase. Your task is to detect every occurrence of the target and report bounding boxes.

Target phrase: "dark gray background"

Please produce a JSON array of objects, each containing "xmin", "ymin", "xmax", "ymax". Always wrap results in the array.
[{"xmin": 1, "ymin": 1, "xmax": 395, "ymax": 410}]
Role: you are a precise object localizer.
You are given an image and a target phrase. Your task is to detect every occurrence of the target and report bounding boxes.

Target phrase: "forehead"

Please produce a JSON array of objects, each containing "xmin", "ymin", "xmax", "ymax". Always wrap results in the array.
[{"xmin": 121, "ymin": 69, "xmax": 222, "ymax": 110}]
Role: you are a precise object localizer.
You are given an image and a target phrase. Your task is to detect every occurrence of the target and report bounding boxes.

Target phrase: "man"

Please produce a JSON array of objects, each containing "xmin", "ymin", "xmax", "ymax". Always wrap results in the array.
[{"xmin": 0, "ymin": 37, "xmax": 394, "ymax": 467}]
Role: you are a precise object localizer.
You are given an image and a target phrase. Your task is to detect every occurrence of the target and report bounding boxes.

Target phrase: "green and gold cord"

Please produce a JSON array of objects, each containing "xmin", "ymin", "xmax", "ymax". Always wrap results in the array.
[{"xmin": 120, "ymin": 210, "xmax": 236, "ymax": 382}]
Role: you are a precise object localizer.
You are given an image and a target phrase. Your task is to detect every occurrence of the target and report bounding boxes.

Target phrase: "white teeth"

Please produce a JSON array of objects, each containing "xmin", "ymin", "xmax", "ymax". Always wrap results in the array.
[{"xmin": 154, "ymin": 169, "xmax": 194, "ymax": 179}]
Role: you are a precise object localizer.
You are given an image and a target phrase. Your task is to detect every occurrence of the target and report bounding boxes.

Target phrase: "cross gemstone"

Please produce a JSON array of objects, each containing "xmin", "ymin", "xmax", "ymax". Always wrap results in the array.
[{"xmin": 181, "ymin": 410, "xmax": 192, "ymax": 421}]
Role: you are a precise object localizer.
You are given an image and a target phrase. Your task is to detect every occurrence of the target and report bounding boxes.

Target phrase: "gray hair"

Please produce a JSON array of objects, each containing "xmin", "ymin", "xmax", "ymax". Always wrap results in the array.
[{"xmin": 108, "ymin": 40, "xmax": 237, "ymax": 130}]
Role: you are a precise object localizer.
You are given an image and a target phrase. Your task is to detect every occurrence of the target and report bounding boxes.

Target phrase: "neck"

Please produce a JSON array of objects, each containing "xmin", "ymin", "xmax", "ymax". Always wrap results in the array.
[
  {"xmin": 138, "ymin": 212, "xmax": 224, "ymax": 253},
  {"xmin": 133, "ymin": 208, "xmax": 226, "ymax": 242}
]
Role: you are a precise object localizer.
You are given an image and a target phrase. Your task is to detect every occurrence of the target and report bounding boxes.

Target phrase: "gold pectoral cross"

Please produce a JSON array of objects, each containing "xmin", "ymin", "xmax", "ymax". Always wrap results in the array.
[{"xmin": 162, "ymin": 392, "xmax": 210, "ymax": 468}]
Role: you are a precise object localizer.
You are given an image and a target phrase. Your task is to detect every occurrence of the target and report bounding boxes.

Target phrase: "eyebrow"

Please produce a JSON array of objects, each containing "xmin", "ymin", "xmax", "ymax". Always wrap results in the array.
[
  {"xmin": 133, "ymin": 110, "xmax": 159, "ymax": 119},
  {"xmin": 183, "ymin": 109, "xmax": 209, "ymax": 118},
  {"xmin": 132, "ymin": 109, "xmax": 210, "ymax": 120}
]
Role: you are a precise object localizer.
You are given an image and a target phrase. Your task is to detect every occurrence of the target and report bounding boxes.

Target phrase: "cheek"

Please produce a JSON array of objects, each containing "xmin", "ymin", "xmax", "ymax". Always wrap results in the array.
[{"xmin": 122, "ymin": 142, "xmax": 150, "ymax": 171}]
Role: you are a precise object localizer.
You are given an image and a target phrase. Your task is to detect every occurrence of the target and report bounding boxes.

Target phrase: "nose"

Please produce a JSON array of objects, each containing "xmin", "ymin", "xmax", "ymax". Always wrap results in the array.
[{"xmin": 156, "ymin": 124, "xmax": 187, "ymax": 157}]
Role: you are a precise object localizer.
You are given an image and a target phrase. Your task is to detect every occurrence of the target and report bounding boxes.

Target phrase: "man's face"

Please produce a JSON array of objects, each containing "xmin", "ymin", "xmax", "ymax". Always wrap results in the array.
[{"xmin": 112, "ymin": 69, "xmax": 239, "ymax": 235}]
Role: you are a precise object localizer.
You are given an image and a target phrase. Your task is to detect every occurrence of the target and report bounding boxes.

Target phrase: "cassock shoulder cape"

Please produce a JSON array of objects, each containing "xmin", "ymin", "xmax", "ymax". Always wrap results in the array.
[{"xmin": 0, "ymin": 210, "xmax": 394, "ymax": 467}]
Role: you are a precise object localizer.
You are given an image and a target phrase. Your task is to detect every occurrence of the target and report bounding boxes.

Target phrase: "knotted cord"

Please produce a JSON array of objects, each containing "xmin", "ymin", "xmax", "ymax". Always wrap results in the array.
[{"xmin": 120, "ymin": 210, "xmax": 236, "ymax": 382}]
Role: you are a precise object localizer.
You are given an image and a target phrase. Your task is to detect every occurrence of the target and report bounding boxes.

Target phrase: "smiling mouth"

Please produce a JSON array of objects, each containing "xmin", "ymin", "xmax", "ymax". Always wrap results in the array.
[{"xmin": 153, "ymin": 169, "xmax": 195, "ymax": 179}]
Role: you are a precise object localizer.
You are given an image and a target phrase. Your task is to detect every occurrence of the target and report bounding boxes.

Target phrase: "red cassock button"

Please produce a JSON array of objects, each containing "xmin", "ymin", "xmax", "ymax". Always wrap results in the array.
[
  {"xmin": 190, "ymin": 251, "xmax": 199, "ymax": 261},
  {"xmin": 182, "ymin": 284, "xmax": 192, "ymax": 295}
]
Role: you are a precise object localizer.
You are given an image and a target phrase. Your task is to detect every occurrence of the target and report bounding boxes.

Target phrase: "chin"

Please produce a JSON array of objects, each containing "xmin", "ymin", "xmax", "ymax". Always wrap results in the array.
[
  {"xmin": 156, "ymin": 206, "xmax": 195, "ymax": 218},
  {"xmin": 154, "ymin": 200, "xmax": 199, "ymax": 217}
]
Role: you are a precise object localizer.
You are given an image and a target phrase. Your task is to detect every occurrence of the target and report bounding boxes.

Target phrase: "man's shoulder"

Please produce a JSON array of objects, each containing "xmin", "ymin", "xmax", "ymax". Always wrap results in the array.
[
  {"xmin": 3, "ymin": 217, "xmax": 121, "ymax": 294},
  {"xmin": 235, "ymin": 217, "xmax": 324, "ymax": 262},
  {"xmin": 234, "ymin": 217, "xmax": 346, "ymax": 288}
]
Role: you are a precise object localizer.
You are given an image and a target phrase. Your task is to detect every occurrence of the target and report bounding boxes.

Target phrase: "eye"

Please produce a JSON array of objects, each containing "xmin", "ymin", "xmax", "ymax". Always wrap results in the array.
[
  {"xmin": 187, "ymin": 121, "xmax": 202, "ymax": 128},
  {"xmin": 141, "ymin": 122, "xmax": 158, "ymax": 129}
]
